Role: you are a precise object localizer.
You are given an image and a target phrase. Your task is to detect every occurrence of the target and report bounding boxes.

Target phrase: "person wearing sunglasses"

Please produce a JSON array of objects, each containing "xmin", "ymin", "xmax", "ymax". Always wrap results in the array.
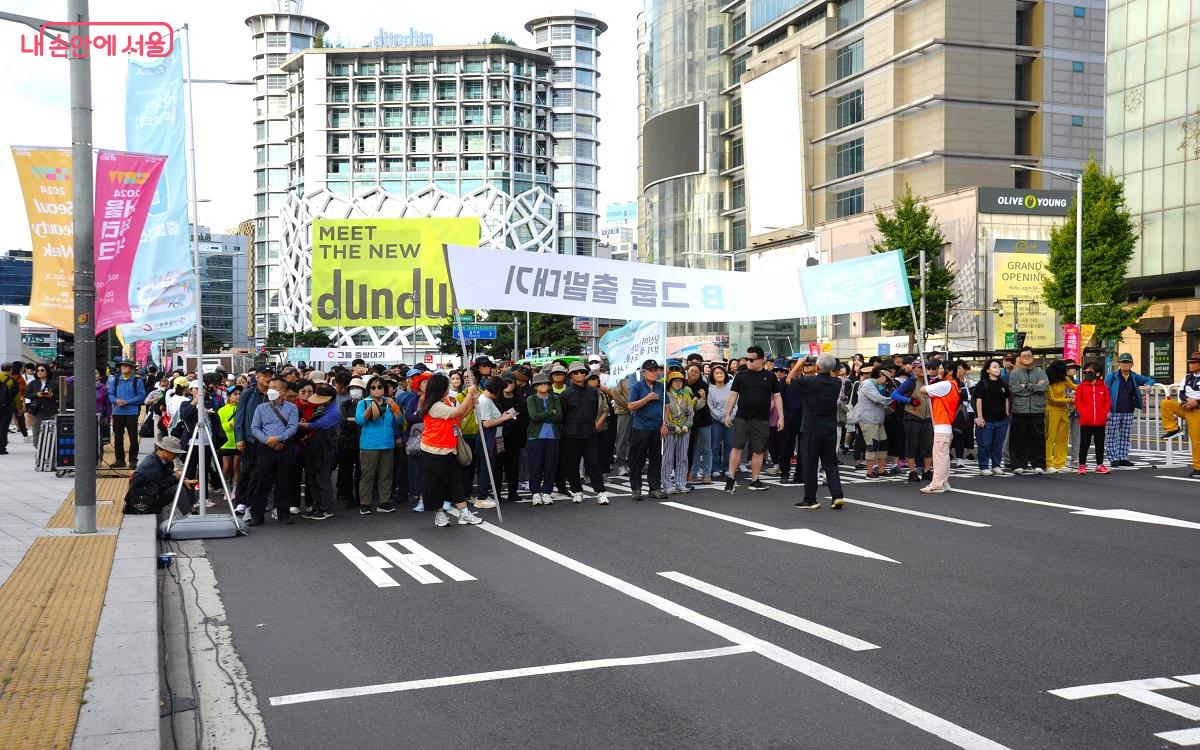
[
  {"xmin": 722, "ymin": 346, "xmax": 783, "ymax": 493},
  {"xmin": 356, "ymin": 376, "xmax": 402, "ymax": 514},
  {"xmin": 25, "ymin": 363, "xmax": 58, "ymax": 440}
]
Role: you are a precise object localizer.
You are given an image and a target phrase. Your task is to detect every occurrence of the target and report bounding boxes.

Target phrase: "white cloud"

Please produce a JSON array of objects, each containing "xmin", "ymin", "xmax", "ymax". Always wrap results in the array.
[{"xmin": 0, "ymin": 0, "xmax": 639, "ymax": 251}]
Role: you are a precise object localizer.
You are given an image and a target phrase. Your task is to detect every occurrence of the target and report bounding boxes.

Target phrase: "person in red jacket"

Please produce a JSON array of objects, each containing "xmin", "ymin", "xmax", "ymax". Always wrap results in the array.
[{"xmin": 1074, "ymin": 362, "xmax": 1111, "ymax": 474}]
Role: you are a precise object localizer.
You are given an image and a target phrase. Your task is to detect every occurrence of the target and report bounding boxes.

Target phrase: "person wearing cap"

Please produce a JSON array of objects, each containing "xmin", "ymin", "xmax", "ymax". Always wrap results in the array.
[
  {"xmin": 218, "ymin": 386, "xmax": 242, "ymax": 492},
  {"xmin": 890, "ymin": 358, "xmax": 935, "ymax": 482},
  {"xmin": 356, "ymin": 376, "xmax": 402, "ymax": 514},
  {"xmin": 309, "ymin": 370, "xmax": 327, "ymax": 385},
  {"xmin": 549, "ymin": 363, "xmax": 568, "ymax": 395},
  {"xmin": 627, "ymin": 359, "xmax": 668, "ymax": 501},
  {"xmin": 246, "ymin": 377, "xmax": 300, "ymax": 525},
  {"xmin": 233, "ymin": 366, "xmax": 275, "ymax": 513},
  {"xmin": 525, "ymin": 372, "xmax": 564, "ymax": 505},
  {"xmin": 1160, "ymin": 352, "xmax": 1200, "ymax": 477},
  {"xmin": 127, "ymin": 436, "xmax": 196, "ymax": 516},
  {"xmin": 662, "ymin": 370, "xmax": 698, "ymax": 494},
  {"xmin": 108, "ymin": 357, "xmax": 147, "ymax": 468},
  {"xmin": 560, "ymin": 361, "xmax": 610, "ymax": 505},
  {"xmin": 1007, "ymin": 346, "xmax": 1049, "ymax": 474},
  {"xmin": 298, "ymin": 384, "xmax": 340, "ymax": 519},
  {"xmin": 336, "ymin": 376, "xmax": 366, "ymax": 509},
  {"xmin": 685, "ymin": 363, "xmax": 712, "ymax": 485},
  {"xmin": 1105, "ymin": 352, "xmax": 1154, "ymax": 467},
  {"xmin": 723, "ymin": 346, "xmax": 783, "ymax": 494}
]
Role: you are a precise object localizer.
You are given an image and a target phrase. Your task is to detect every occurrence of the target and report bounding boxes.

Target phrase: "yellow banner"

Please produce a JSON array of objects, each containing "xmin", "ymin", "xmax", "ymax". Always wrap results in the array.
[
  {"xmin": 1080, "ymin": 324, "xmax": 1096, "ymax": 344},
  {"xmin": 12, "ymin": 147, "xmax": 74, "ymax": 331},
  {"xmin": 311, "ymin": 218, "xmax": 479, "ymax": 327},
  {"xmin": 991, "ymin": 240, "xmax": 1056, "ymax": 349}
]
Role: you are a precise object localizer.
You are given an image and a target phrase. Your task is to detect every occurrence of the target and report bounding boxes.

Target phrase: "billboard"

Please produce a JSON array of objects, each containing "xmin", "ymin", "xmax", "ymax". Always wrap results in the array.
[
  {"xmin": 742, "ymin": 58, "xmax": 805, "ymax": 236},
  {"xmin": 11, "ymin": 147, "xmax": 73, "ymax": 331},
  {"xmin": 978, "ymin": 188, "xmax": 1073, "ymax": 216},
  {"xmin": 991, "ymin": 239, "xmax": 1056, "ymax": 349},
  {"xmin": 641, "ymin": 103, "xmax": 704, "ymax": 191},
  {"xmin": 310, "ymin": 217, "xmax": 479, "ymax": 327}
]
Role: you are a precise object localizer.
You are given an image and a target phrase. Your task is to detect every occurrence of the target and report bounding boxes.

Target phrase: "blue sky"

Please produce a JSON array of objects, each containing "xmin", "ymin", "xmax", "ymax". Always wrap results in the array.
[{"xmin": 0, "ymin": 0, "xmax": 639, "ymax": 250}]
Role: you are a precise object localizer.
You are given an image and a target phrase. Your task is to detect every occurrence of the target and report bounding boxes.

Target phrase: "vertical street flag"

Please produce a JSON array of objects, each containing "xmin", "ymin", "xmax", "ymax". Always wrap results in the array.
[
  {"xmin": 11, "ymin": 147, "xmax": 74, "ymax": 331},
  {"xmin": 94, "ymin": 150, "xmax": 165, "ymax": 333},
  {"xmin": 1062, "ymin": 323, "xmax": 1081, "ymax": 364},
  {"xmin": 119, "ymin": 47, "xmax": 197, "ymax": 342},
  {"xmin": 599, "ymin": 320, "xmax": 667, "ymax": 382}
]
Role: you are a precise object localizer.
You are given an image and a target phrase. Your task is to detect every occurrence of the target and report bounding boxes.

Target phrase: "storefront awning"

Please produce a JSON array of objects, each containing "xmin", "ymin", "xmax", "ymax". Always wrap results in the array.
[{"xmin": 1134, "ymin": 316, "xmax": 1175, "ymax": 335}]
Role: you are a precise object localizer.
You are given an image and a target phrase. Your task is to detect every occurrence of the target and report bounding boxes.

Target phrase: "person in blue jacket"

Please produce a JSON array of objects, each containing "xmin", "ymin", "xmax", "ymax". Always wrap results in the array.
[
  {"xmin": 356, "ymin": 375, "xmax": 401, "ymax": 514},
  {"xmin": 1104, "ymin": 352, "xmax": 1156, "ymax": 466},
  {"xmin": 108, "ymin": 358, "xmax": 146, "ymax": 468}
]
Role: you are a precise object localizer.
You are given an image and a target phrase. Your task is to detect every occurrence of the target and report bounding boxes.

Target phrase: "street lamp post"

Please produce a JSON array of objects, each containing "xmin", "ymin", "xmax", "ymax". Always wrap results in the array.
[{"xmin": 1010, "ymin": 164, "xmax": 1084, "ymax": 326}]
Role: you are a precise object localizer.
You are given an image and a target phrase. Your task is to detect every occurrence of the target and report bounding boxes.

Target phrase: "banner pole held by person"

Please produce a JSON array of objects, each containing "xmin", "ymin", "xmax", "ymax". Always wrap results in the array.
[{"xmin": 448, "ymin": 294, "xmax": 503, "ymax": 524}]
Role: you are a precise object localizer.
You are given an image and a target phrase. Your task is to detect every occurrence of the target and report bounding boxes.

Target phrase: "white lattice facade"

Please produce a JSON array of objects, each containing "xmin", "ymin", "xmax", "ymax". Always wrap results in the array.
[{"xmin": 279, "ymin": 183, "xmax": 556, "ymax": 346}]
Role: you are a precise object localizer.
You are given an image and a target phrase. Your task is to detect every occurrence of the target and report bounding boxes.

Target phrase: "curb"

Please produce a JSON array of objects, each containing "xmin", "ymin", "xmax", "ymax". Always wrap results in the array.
[{"xmin": 72, "ymin": 516, "xmax": 161, "ymax": 750}]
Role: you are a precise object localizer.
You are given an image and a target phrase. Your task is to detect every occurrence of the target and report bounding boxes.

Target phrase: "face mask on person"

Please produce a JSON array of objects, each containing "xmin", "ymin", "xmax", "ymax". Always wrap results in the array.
[
  {"xmin": 349, "ymin": 388, "xmax": 364, "ymax": 399},
  {"xmin": 1083, "ymin": 372, "xmax": 1097, "ymax": 381},
  {"xmin": 266, "ymin": 388, "xmax": 280, "ymax": 401}
]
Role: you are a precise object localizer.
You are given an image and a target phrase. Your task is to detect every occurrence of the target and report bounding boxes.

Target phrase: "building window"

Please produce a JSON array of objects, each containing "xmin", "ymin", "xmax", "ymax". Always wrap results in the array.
[
  {"xmin": 327, "ymin": 133, "xmax": 349, "ymax": 154},
  {"xmin": 832, "ymin": 314, "xmax": 851, "ymax": 339},
  {"xmin": 265, "ymin": 32, "xmax": 287, "ymax": 49},
  {"xmin": 1071, "ymin": 115, "xmax": 1084, "ymax": 126},
  {"xmin": 436, "ymin": 106, "xmax": 457, "ymax": 125},
  {"xmin": 551, "ymin": 26, "xmax": 571, "ymax": 41},
  {"xmin": 730, "ymin": 217, "xmax": 746, "ymax": 251},
  {"xmin": 408, "ymin": 156, "xmax": 430, "ymax": 171},
  {"xmin": 835, "ymin": 40, "xmax": 864, "ymax": 80},
  {"xmin": 356, "ymin": 108, "xmax": 376, "ymax": 127},
  {"xmin": 435, "ymin": 131, "xmax": 457, "ymax": 153},
  {"xmin": 552, "ymin": 114, "xmax": 572, "ymax": 132},
  {"xmin": 463, "ymin": 131, "xmax": 484, "ymax": 153},
  {"xmin": 730, "ymin": 14, "xmax": 746, "ymax": 43},
  {"xmin": 358, "ymin": 62, "xmax": 377, "ymax": 76},
  {"xmin": 356, "ymin": 134, "xmax": 377, "ymax": 154},
  {"xmin": 409, "ymin": 81, "xmax": 429, "ymax": 101},
  {"xmin": 552, "ymin": 90, "xmax": 573, "ymax": 108},
  {"xmin": 384, "ymin": 60, "xmax": 404, "ymax": 74},
  {"xmin": 463, "ymin": 105, "xmax": 484, "ymax": 125},
  {"xmin": 411, "ymin": 61, "xmax": 431, "ymax": 74},
  {"xmin": 1072, "ymin": 60, "xmax": 1085, "ymax": 73},
  {"xmin": 575, "ymin": 140, "xmax": 594, "ymax": 159},
  {"xmin": 730, "ymin": 53, "xmax": 749, "ymax": 84},
  {"xmin": 576, "ymin": 49, "xmax": 594, "ymax": 65},
  {"xmin": 575, "ymin": 69, "xmax": 595, "ymax": 87},
  {"xmin": 464, "ymin": 60, "xmax": 484, "ymax": 73},
  {"xmin": 328, "ymin": 109, "xmax": 350, "ymax": 127},
  {"xmin": 382, "ymin": 107, "xmax": 402, "ymax": 127},
  {"xmin": 266, "ymin": 53, "xmax": 287, "ymax": 69},
  {"xmin": 383, "ymin": 82, "xmax": 403, "ymax": 102},
  {"xmin": 356, "ymin": 82, "xmax": 376, "ymax": 102},
  {"xmin": 575, "ymin": 215, "xmax": 594, "ymax": 232},
  {"xmin": 730, "ymin": 179, "xmax": 745, "ymax": 209},
  {"xmin": 728, "ymin": 139, "xmax": 743, "ymax": 169},
  {"xmin": 552, "ymin": 68, "xmax": 572, "ymax": 84},
  {"xmin": 327, "ymin": 158, "xmax": 349, "ymax": 175},
  {"xmin": 576, "ymin": 27, "xmax": 594, "ymax": 44},
  {"xmin": 550, "ymin": 47, "xmax": 571, "ymax": 62},
  {"xmin": 836, "ymin": 0, "xmax": 864, "ymax": 29},
  {"xmin": 835, "ymin": 187, "xmax": 864, "ymax": 217},
  {"xmin": 861, "ymin": 310, "xmax": 883, "ymax": 337},
  {"xmin": 436, "ymin": 60, "xmax": 457, "ymax": 74},
  {"xmin": 383, "ymin": 133, "xmax": 404, "ymax": 153},
  {"xmin": 435, "ymin": 81, "xmax": 456, "ymax": 100},
  {"xmin": 835, "ymin": 137, "xmax": 864, "ymax": 177},
  {"xmin": 1073, "ymin": 6, "xmax": 1085, "ymax": 17},
  {"xmin": 729, "ymin": 97, "xmax": 742, "ymax": 127},
  {"xmin": 265, "ymin": 74, "xmax": 287, "ymax": 91},
  {"xmin": 535, "ymin": 28, "xmax": 548, "ymax": 43},
  {"xmin": 463, "ymin": 79, "xmax": 484, "ymax": 100},
  {"xmin": 835, "ymin": 88, "xmax": 864, "ymax": 129},
  {"xmin": 409, "ymin": 131, "xmax": 431, "ymax": 153},
  {"xmin": 329, "ymin": 82, "xmax": 349, "ymax": 103}
]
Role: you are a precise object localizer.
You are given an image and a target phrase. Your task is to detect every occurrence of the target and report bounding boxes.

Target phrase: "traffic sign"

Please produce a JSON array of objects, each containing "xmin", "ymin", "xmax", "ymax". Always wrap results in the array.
[
  {"xmin": 573, "ymin": 316, "xmax": 595, "ymax": 333},
  {"xmin": 457, "ymin": 324, "xmax": 497, "ymax": 340}
]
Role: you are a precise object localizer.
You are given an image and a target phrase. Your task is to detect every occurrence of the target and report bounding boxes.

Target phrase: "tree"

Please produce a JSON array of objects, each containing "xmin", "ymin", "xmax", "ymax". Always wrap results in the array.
[
  {"xmin": 434, "ymin": 311, "xmax": 583, "ymax": 359},
  {"xmin": 484, "ymin": 32, "xmax": 515, "ymax": 45},
  {"xmin": 265, "ymin": 330, "xmax": 333, "ymax": 349},
  {"xmin": 870, "ymin": 185, "xmax": 959, "ymax": 349},
  {"xmin": 202, "ymin": 334, "xmax": 226, "ymax": 354},
  {"xmin": 1043, "ymin": 158, "xmax": 1151, "ymax": 343}
]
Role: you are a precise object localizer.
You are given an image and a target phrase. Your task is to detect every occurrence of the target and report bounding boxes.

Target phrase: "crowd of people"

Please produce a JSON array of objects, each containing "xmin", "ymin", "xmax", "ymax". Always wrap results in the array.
[{"xmin": 4, "ymin": 343, "xmax": 1198, "ymax": 525}]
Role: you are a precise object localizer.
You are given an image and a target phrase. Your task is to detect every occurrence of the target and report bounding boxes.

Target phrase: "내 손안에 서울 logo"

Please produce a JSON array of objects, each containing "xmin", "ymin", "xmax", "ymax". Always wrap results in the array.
[{"xmin": 20, "ymin": 22, "xmax": 173, "ymax": 59}]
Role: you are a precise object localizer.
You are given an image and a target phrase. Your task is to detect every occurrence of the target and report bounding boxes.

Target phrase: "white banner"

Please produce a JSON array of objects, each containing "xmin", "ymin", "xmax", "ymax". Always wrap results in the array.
[
  {"xmin": 288, "ymin": 347, "xmax": 436, "ymax": 367},
  {"xmin": 600, "ymin": 320, "xmax": 667, "ymax": 382},
  {"xmin": 446, "ymin": 245, "xmax": 811, "ymax": 323}
]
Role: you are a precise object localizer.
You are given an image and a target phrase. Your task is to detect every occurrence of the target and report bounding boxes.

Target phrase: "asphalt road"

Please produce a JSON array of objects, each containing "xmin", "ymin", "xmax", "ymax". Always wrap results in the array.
[{"xmin": 203, "ymin": 454, "xmax": 1200, "ymax": 750}]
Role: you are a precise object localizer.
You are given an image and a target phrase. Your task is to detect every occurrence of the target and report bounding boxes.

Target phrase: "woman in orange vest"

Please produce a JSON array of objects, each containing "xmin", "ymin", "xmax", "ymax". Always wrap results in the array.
[
  {"xmin": 918, "ymin": 361, "xmax": 961, "ymax": 495},
  {"xmin": 420, "ymin": 372, "xmax": 482, "ymax": 527}
]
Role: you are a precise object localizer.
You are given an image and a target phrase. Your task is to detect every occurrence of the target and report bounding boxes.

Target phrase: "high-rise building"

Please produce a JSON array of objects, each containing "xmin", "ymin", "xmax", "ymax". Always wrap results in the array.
[
  {"xmin": 525, "ymin": 12, "xmax": 607, "ymax": 257},
  {"xmin": 0, "ymin": 250, "xmax": 32, "ymax": 306},
  {"xmin": 245, "ymin": 1, "xmax": 329, "ymax": 341},
  {"xmin": 1104, "ymin": 0, "xmax": 1200, "ymax": 383},
  {"xmin": 599, "ymin": 200, "xmax": 638, "ymax": 261},
  {"xmin": 276, "ymin": 43, "xmax": 560, "ymax": 346},
  {"xmin": 193, "ymin": 227, "xmax": 250, "ymax": 351}
]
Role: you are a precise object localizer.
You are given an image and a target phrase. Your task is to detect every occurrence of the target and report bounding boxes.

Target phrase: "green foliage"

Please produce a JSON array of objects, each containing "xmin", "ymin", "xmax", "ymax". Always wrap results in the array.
[
  {"xmin": 1043, "ymin": 158, "xmax": 1151, "ymax": 342},
  {"xmin": 870, "ymin": 185, "xmax": 959, "ymax": 344},
  {"xmin": 202, "ymin": 334, "xmax": 226, "ymax": 354},
  {"xmin": 435, "ymin": 312, "xmax": 583, "ymax": 359},
  {"xmin": 484, "ymin": 33, "xmax": 516, "ymax": 45},
  {"xmin": 265, "ymin": 330, "xmax": 333, "ymax": 349}
]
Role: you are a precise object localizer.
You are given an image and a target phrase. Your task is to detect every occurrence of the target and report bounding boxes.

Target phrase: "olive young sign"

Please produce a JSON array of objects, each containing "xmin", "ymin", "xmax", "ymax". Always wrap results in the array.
[
  {"xmin": 311, "ymin": 218, "xmax": 479, "ymax": 326},
  {"xmin": 977, "ymin": 188, "xmax": 1072, "ymax": 216}
]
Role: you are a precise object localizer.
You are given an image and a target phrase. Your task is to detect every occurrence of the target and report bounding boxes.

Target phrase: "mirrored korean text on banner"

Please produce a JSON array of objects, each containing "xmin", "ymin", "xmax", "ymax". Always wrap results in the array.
[
  {"xmin": 311, "ymin": 218, "xmax": 479, "ymax": 327},
  {"xmin": 94, "ymin": 150, "xmax": 165, "ymax": 333},
  {"xmin": 11, "ymin": 146, "xmax": 73, "ymax": 331},
  {"xmin": 119, "ymin": 48, "xmax": 197, "ymax": 342}
]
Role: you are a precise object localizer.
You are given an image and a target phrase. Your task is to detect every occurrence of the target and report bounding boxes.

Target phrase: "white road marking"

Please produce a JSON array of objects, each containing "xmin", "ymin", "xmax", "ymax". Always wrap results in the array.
[
  {"xmin": 1049, "ymin": 677, "xmax": 1191, "ymax": 700},
  {"xmin": 269, "ymin": 645, "xmax": 753, "ymax": 706},
  {"xmin": 947, "ymin": 487, "xmax": 1088, "ymax": 511},
  {"xmin": 658, "ymin": 571, "xmax": 879, "ymax": 651},
  {"xmin": 1156, "ymin": 727, "xmax": 1200, "ymax": 746},
  {"xmin": 949, "ymin": 488, "xmax": 1200, "ymax": 530},
  {"xmin": 841, "ymin": 498, "xmax": 990, "ymax": 528},
  {"xmin": 477, "ymin": 523, "xmax": 1011, "ymax": 750},
  {"xmin": 333, "ymin": 539, "xmax": 476, "ymax": 587},
  {"xmin": 659, "ymin": 501, "xmax": 898, "ymax": 562},
  {"xmin": 1156, "ymin": 475, "xmax": 1200, "ymax": 484}
]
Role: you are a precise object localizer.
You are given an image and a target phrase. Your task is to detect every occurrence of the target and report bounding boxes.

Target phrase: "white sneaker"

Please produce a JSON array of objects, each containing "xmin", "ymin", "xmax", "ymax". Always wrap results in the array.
[
  {"xmin": 454, "ymin": 508, "xmax": 483, "ymax": 525},
  {"xmin": 474, "ymin": 498, "xmax": 497, "ymax": 509},
  {"xmin": 543, "ymin": 494, "xmax": 555, "ymax": 505},
  {"xmin": 1013, "ymin": 468, "xmax": 1025, "ymax": 475},
  {"xmin": 531, "ymin": 494, "xmax": 543, "ymax": 506},
  {"xmin": 289, "ymin": 506, "xmax": 301, "ymax": 515},
  {"xmin": 434, "ymin": 511, "xmax": 450, "ymax": 527},
  {"xmin": 677, "ymin": 485, "xmax": 691, "ymax": 493},
  {"xmin": 572, "ymin": 492, "xmax": 584, "ymax": 504},
  {"xmin": 1044, "ymin": 467, "xmax": 1057, "ymax": 474},
  {"xmin": 993, "ymin": 468, "xmax": 1007, "ymax": 476},
  {"xmin": 234, "ymin": 503, "xmax": 247, "ymax": 515},
  {"xmin": 596, "ymin": 492, "xmax": 609, "ymax": 505},
  {"xmin": 665, "ymin": 486, "xmax": 678, "ymax": 495},
  {"xmin": 1034, "ymin": 467, "xmax": 1045, "ymax": 475},
  {"xmin": 978, "ymin": 468, "xmax": 992, "ymax": 476}
]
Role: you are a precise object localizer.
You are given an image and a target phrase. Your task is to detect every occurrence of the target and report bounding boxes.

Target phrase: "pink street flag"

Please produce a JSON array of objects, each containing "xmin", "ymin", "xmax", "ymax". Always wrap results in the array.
[
  {"xmin": 94, "ymin": 150, "xmax": 165, "ymax": 333},
  {"xmin": 1063, "ymin": 323, "xmax": 1081, "ymax": 364}
]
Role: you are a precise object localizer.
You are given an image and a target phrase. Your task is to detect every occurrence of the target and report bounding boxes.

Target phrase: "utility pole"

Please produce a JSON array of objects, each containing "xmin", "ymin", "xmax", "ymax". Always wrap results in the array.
[{"xmin": 69, "ymin": 0, "xmax": 97, "ymax": 534}]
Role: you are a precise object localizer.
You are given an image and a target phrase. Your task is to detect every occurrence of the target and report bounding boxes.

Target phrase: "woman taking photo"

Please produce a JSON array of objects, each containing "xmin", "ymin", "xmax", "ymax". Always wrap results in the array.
[
  {"xmin": 25, "ymin": 363, "xmax": 58, "ymax": 439},
  {"xmin": 419, "ymin": 372, "xmax": 483, "ymax": 526},
  {"xmin": 356, "ymin": 375, "xmax": 401, "ymax": 514}
]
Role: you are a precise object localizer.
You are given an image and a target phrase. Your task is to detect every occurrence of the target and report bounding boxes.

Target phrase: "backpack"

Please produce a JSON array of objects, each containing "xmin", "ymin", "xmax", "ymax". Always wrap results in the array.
[
  {"xmin": 123, "ymin": 472, "xmax": 162, "ymax": 515},
  {"xmin": 0, "ymin": 377, "xmax": 17, "ymax": 409}
]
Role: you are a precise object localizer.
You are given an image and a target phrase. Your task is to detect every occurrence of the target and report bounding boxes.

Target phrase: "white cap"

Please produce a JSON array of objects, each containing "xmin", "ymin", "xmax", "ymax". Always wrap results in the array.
[{"xmin": 189, "ymin": 380, "xmax": 203, "ymax": 391}]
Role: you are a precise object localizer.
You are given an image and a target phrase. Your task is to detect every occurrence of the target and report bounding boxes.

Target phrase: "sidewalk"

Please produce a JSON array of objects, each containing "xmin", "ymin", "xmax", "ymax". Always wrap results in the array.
[{"xmin": 0, "ymin": 429, "xmax": 160, "ymax": 749}]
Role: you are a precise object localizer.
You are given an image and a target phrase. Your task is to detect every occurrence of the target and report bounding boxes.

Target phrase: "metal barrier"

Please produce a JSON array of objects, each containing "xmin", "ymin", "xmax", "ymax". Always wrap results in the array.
[{"xmin": 1131, "ymin": 383, "xmax": 1188, "ymax": 467}]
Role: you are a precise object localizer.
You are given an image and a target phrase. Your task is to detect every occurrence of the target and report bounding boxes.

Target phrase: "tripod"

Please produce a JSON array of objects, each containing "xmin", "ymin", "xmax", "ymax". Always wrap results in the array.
[{"xmin": 161, "ymin": 404, "xmax": 245, "ymax": 537}]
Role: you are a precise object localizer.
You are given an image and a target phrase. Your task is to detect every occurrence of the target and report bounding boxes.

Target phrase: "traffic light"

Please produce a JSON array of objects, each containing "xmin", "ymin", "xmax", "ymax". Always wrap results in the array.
[{"xmin": 57, "ymin": 333, "xmax": 75, "ymax": 374}]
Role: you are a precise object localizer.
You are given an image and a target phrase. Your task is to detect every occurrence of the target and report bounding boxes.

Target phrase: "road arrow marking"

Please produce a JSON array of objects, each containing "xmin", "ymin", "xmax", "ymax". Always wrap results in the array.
[
  {"xmin": 659, "ymin": 501, "xmax": 899, "ymax": 563},
  {"xmin": 841, "ymin": 498, "xmax": 990, "ymax": 527},
  {"xmin": 948, "ymin": 488, "xmax": 1200, "ymax": 530},
  {"xmin": 1155, "ymin": 475, "xmax": 1200, "ymax": 484}
]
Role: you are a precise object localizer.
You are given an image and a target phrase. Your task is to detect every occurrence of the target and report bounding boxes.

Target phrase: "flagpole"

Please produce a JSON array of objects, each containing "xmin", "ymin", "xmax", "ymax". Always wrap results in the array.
[{"xmin": 450, "ymin": 306, "xmax": 502, "ymax": 523}]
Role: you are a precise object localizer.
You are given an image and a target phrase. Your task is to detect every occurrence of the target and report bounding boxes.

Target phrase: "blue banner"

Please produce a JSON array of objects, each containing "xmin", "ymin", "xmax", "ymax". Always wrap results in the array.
[
  {"xmin": 599, "ymin": 320, "xmax": 667, "ymax": 382},
  {"xmin": 798, "ymin": 250, "xmax": 913, "ymax": 317},
  {"xmin": 118, "ymin": 48, "xmax": 198, "ymax": 342}
]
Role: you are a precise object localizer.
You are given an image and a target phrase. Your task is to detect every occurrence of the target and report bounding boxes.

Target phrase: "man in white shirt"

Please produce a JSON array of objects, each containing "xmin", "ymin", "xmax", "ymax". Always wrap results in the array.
[{"xmin": 1160, "ymin": 351, "xmax": 1200, "ymax": 477}]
